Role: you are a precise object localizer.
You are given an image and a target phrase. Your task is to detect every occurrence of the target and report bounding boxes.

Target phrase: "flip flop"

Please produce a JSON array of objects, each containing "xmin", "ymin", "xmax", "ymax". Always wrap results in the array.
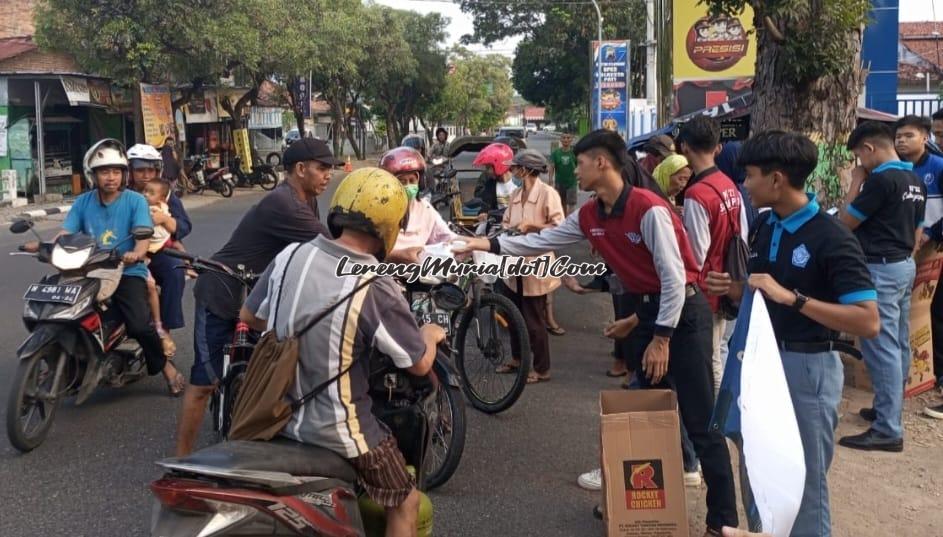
[
  {"xmin": 166, "ymin": 371, "xmax": 185, "ymax": 397},
  {"xmin": 547, "ymin": 325, "xmax": 566, "ymax": 336},
  {"xmin": 526, "ymin": 373, "xmax": 551, "ymax": 384},
  {"xmin": 495, "ymin": 362, "xmax": 520, "ymax": 374},
  {"xmin": 605, "ymin": 369, "xmax": 627, "ymax": 377}
]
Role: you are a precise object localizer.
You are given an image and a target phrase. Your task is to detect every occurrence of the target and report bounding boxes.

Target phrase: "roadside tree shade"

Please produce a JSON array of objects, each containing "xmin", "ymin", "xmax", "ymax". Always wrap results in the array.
[{"xmin": 740, "ymin": 291, "xmax": 805, "ymax": 537}]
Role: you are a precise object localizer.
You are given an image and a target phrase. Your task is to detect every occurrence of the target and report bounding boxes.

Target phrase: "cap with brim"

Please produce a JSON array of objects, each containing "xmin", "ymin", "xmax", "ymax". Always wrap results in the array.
[
  {"xmin": 506, "ymin": 148, "xmax": 549, "ymax": 172},
  {"xmin": 283, "ymin": 138, "xmax": 342, "ymax": 168},
  {"xmin": 643, "ymin": 134, "xmax": 674, "ymax": 158}
]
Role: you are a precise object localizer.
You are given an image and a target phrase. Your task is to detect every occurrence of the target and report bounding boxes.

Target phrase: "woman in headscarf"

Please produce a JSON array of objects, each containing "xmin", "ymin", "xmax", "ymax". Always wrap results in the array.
[{"xmin": 652, "ymin": 154, "xmax": 692, "ymax": 213}]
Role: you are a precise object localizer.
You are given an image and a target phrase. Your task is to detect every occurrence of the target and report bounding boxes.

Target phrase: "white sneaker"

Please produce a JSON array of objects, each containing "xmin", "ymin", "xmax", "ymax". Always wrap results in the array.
[
  {"xmin": 684, "ymin": 469, "xmax": 702, "ymax": 487},
  {"xmin": 578, "ymin": 468, "xmax": 602, "ymax": 490}
]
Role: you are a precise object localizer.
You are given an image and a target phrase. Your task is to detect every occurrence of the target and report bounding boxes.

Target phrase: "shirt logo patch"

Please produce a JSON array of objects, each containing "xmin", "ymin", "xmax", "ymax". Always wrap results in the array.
[
  {"xmin": 924, "ymin": 173, "xmax": 936, "ymax": 186},
  {"xmin": 792, "ymin": 244, "xmax": 811, "ymax": 268},
  {"xmin": 590, "ymin": 228, "xmax": 606, "ymax": 237},
  {"xmin": 626, "ymin": 232, "xmax": 642, "ymax": 244}
]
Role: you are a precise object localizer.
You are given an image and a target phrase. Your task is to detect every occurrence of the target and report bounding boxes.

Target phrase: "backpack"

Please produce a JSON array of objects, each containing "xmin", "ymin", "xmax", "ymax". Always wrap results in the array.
[
  {"xmin": 228, "ymin": 244, "xmax": 374, "ymax": 441},
  {"xmin": 703, "ymin": 182, "xmax": 750, "ymax": 320}
]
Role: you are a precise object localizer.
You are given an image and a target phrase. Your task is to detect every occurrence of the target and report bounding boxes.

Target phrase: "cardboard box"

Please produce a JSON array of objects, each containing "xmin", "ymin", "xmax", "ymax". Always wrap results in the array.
[{"xmin": 599, "ymin": 390, "xmax": 688, "ymax": 537}]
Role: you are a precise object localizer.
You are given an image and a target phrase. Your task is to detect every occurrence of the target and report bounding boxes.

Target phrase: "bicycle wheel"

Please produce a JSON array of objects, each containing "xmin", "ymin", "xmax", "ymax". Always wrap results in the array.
[
  {"xmin": 454, "ymin": 292, "xmax": 531, "ymax": 414},
  {"xmin": 421, "ymin": 376, "xmax": 465, "ymax": 490}
]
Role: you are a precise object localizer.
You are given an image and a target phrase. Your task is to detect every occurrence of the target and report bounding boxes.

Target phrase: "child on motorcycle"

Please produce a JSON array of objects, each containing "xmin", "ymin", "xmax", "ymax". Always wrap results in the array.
[{"xmin": 142, "ymin": 179, "xmax": 180, "ymax": 358}]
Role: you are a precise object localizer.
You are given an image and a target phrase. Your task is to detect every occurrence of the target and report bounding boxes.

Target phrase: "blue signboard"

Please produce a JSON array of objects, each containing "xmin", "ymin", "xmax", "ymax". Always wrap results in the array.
[{"xmin": 592, "ymin": 40, "xmax": 631, "ymax": 140}]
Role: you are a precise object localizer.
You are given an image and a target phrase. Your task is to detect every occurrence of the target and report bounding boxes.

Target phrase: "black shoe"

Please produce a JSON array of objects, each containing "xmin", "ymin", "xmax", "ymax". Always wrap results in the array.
[
  {"xmin": 592, "ymin": 505, "xmax": 603, "ymax": 520},
  {"xmin": 859, "ymin": 407, "xmax": 877, "ymax": 422},
  {"xmin": 838, "ymin": 428, "xmax": 903, "ymax": 452}
]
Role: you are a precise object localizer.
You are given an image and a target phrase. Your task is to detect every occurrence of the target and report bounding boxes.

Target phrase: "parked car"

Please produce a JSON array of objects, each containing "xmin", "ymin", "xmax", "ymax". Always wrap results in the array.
[
  {"xmin": 284, "ymin": 128, "xmax": 315, "ymax": 147},
  {"xmin": 497, "ymin": 126, "xmax": 526, "ymax": 140},
  {"xmin": 525, "ymin": 123, "xmax": 538, "ymax": 135}
]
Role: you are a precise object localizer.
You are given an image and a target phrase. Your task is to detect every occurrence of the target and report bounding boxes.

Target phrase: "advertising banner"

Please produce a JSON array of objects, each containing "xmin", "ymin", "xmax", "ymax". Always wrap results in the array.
[
  {"xmin": 185, "ymin": 89, "xmax": 219, "ymax": 124},
  {"xmin": 139, "ymin": 83, "xmax": 175, "ymax": 147},
  {"xmin": 60, "ymin": 76, "xmax": 90, "ymax": 106},
  {"xmin": 87, "ymin": 79, "xmax": 112, "ymax": 107},
  {"xmin": 293, "ymin": 77, "xmax": 311, "ymax": 118},
  {"xmin": 249, "ymin": 107, "xmax": 283, "ymax": 130},
  {"xmin": 672, "ymin": 0, "xmax": 756, "ymax": 82},
  {"xmin": 591, "ymin": 40, "xmax": 631, "ymax": 140},
  {"xmin": 232, "ymin": 128, "xmax": 253, "ymax": 173},
  {"xmin": 217, "ymin": 88, "xmax": 250, "ymax": 120}
]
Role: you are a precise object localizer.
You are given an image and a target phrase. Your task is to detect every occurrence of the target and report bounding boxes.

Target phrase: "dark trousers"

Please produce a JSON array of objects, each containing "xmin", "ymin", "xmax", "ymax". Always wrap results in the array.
[
  {"xmin": 612, "ymin": 292, "xmax": 636, "ymax": 364},
  {"xmin": 499, "ymin": 281, "xmax": 551, "ymax": 374},
  {"xmin": 932, "ymin": 275, "xmax": 943, "ymax": 384},
  {"xmin": 112, "ymin": 276, "xmax": 167, "ymax": 376},
  {"xmin": 148, "ymin": 252, "xmax": 186, "ymax": 330},
  {"xmin": 630, "ymin": 290, "xmax": 738, "ymax": 530}
]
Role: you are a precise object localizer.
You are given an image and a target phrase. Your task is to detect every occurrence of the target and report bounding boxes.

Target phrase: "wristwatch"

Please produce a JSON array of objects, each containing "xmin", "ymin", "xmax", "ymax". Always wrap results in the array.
[{"xmin": 792, "ymin": 289, "xmax": 809, "ymax": 312}]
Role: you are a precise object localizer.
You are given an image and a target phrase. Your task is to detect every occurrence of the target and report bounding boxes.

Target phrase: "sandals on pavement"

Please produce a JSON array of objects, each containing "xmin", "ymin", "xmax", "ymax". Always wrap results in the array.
[
  {"xmin": 605, "ymin": 369, "xmax": 627, "ymax": 377},
  {"xmin": 166, "ymin": 370, "xmax": 185, "ymax": 397},
  {"xmin": 546, "ymin": 324, "xmax": 566, "ymax": 336},
  {"xmin": 495, "ymin": 362, "xmax": 521, "ymax": 374},
  {"xmin": 526, "ymin": 372, "xmax": 551, "ymax": 384}
]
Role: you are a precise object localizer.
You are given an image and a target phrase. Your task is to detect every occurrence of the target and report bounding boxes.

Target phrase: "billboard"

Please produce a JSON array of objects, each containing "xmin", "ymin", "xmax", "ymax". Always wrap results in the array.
[
  {"xmin": 139, "ymin": 83, "xmax": 175, "ymax": 147},
  {"xmin": 672, "ymin": 0, "xmax": 756, "ymax": 81},
  {"xmin": 591, "ymin": 40, "xmax": 631, "ymax": 140}
]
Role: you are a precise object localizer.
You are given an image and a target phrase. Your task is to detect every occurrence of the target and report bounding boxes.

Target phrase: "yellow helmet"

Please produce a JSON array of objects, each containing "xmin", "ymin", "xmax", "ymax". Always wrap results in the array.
[{"xmin": 328, "ymin": 167, "xmax": 409, "ymax": 260}]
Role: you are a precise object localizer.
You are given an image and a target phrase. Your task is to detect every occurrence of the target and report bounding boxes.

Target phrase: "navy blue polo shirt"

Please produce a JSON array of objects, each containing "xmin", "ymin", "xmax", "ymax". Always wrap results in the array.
[
  {"xmin": 748, "ymin": 195, "xmax": 876, "ymax": 343},
  {"xmin": 846, "ymin": 161, "xmax": 926, "ymax": 260}
]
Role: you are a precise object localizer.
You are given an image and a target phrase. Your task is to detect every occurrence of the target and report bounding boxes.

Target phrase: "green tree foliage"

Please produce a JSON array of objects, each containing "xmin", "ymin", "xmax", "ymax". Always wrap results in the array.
[
  {"xmin": 431, "ymin": 49, "xmax": 513, "ymax": 134},
  {"xmin": 459, "ymin": 0, "xmax": 646, "ymax": 126}
]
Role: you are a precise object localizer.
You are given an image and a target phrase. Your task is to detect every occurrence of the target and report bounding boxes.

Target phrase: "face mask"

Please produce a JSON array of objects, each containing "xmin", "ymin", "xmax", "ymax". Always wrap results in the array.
[
  {"xmin": 405, "ymin": 184, "xmax": 419, "ymax": 200},
  {"xmin": 512, "ymin": 175, "xmax": 524, "ymax": 187}
]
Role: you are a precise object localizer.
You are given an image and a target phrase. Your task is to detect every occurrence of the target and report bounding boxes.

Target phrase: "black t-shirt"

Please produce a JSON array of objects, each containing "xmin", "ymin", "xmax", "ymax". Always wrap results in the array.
[
  {"xmin": 193, "ymin": 182, "xmax": 330, "ymax": 319},
  {"xmin": 748, "ymin": 197, "xmax": 876, "ymax": 343},
  {"xmin": 847, "ymin": 162, "xmax": 926, "ymax": 259}
]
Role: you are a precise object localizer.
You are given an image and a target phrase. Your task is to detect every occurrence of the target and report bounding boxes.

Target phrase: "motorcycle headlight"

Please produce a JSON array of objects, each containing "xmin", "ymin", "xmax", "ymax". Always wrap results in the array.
[{"xmin": 52, "ymin": 245, "xmax": 93, "ymax": 270}]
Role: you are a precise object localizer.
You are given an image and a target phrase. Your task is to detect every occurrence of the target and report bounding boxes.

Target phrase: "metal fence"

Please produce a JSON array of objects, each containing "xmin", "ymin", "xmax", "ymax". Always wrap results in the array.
[{"xmin": 897, "ymin": 98, "xmax": 943, "ymax": 117}]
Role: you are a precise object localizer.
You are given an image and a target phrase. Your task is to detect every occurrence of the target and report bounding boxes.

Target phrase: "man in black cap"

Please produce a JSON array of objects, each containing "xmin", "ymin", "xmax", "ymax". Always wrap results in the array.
[{"xmin": 175, "ymin": 138, "xmax": 340, "ymax": 455}]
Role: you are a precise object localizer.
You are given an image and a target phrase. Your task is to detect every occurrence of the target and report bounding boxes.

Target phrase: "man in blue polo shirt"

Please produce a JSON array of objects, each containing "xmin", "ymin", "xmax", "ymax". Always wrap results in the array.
[
  {"xmin": 62, "ymin": 139, "xmax": 185, "ymax": 394},
  {"xmin": 707, "ymin": 130, "xmax": 879, "ymax": 537},
  {"xmin": 839, "ymin": 121, "xmax": 926, "ymax": 452}
]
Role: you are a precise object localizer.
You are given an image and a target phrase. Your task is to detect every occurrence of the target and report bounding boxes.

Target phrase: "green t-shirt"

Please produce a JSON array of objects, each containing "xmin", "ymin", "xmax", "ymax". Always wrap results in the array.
[{"xmin": 551, "ymin": 148, "xmax": 577, "ymax": 188}]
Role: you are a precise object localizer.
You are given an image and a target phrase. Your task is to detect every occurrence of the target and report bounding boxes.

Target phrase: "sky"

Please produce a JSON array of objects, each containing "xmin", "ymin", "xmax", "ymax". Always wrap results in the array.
[
  {"xmin": 373, "ymin": 0, "xmax": 521, "ymax": 56},
  {"xmin": 900, "ymin": 0, "xmax": 943, "ymax": 21}
]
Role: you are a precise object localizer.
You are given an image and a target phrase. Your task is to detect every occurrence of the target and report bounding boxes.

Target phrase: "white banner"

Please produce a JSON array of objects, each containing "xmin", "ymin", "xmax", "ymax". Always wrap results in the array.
[
  {"xmin": 60, "ymin": 76, "xmax": 90, "ymax": 106},
  {"xmin": 249, "ymin": 106, "xmax": 283, "ymax": 129}
]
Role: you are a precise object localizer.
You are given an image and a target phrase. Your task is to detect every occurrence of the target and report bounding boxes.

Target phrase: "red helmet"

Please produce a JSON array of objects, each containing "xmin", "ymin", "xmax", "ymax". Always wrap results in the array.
[
  {"xmin": 473, "ymin": 143, "xmax": 514, "ymax": 176},
  {"xmin": 378, "ymin": 147, "xmax": 426, "ymax": 176}
]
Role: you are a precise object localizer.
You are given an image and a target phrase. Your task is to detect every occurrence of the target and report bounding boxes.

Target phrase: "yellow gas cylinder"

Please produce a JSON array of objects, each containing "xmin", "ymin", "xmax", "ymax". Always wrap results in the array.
[{"xmin": 358, "ymin": 467, "xmax": 432, "ymax": 536}]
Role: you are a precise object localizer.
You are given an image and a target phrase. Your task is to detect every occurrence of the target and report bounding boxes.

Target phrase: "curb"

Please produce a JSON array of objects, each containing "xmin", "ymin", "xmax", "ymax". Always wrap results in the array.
[{"xmin": 14, "ymin": 205, "xmax": 72, "ymax": 222}]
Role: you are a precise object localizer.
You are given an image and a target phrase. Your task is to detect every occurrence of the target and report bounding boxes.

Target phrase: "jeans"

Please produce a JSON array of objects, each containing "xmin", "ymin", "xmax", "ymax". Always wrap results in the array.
[
  {"xmin": 780, "ymin": 350, "xmax": 843, "ymax": 537},
  {"xmin": 632, "ymin": 290, "xmax": 738, "ymax": 530},
  {"xmin": 860, "ymin": 258, "xmax": 916, "ymax": 439}
]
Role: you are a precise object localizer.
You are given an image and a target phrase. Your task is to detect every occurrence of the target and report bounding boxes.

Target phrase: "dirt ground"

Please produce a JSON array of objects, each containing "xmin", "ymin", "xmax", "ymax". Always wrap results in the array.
[{"xmin": 683, "ymin": 387, "xmax": 943, "ymax": 537}]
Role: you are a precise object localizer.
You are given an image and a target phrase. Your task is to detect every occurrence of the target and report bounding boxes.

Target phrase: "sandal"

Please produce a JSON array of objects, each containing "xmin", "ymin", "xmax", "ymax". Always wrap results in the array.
[
  {"xmin": 606, "ymin": 369, "xmax": 627, "ymax": 377},
  {"xmin": 546, "ymin": 325, "xmax": 566, "ymax": 336},
  {"xmin": 165, "ymin": 370, "xmax": 185, "ymax": 397},
  {"xmin": 526, "ymin": 372, "xmax": 551, "ymax": 384},
  {"xmin": 495, "ymin": 361, "xmax": 521, "ymax": 374}
]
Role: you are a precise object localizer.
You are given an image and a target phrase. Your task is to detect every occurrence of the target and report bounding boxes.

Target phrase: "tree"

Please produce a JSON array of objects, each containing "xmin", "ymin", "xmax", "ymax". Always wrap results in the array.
[
  {"xmin": 459, "ymin": 1, "xmax": 647, "ymax": 123},
  {"xmin": 431, "ymin": 49, "xmax": 513, "ymax": 134},
  {"xmin": 706, "ymin": 0, "xmax": 870, "ymax": 201}
]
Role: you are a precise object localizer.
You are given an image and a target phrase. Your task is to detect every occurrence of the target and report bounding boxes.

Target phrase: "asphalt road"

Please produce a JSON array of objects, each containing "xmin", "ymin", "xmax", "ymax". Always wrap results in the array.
[{"xmin": 0, "ymin": 169, "xmax": 665, "ymax": 537}]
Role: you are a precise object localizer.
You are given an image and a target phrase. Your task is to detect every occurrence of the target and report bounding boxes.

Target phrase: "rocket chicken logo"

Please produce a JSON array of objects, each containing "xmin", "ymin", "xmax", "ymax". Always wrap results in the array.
[
  {"xmin": 685, "ymin": 15, "xmax": 749, "ymax": 72},
  {"xmin": 623, "ymin": 460, "xmax": 667, "ymax": 510}
]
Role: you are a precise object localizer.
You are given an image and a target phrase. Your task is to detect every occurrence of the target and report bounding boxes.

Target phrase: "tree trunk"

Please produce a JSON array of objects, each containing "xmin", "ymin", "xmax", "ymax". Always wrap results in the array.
[
  {"xmin": 286, "ymin": 76, "xmax": 307, "ymax": 137},
  {"xmin": 330, "ymin": 99, "xmax": 345, "ymax": 157},
  {"xmin": 749, "ymin": 16, "xmax": 863, "ymax": 205}
]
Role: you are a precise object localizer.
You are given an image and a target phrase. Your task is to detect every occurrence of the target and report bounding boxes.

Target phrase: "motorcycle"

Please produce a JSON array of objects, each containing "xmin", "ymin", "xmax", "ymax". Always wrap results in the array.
[
  {"xmin": 5, "ymin": 220, "xmax": 155, "ymax": 452},
  {"xmin": 182, "ymin": 155, "xmax": 235, "ymax": 198},
  {"xmin": 149, "ymin": 281, "xmax": 467, "ymax": 536},
  {"xmin": 232, "ymin": 155, "xmax": 278, "ymax": 191}
]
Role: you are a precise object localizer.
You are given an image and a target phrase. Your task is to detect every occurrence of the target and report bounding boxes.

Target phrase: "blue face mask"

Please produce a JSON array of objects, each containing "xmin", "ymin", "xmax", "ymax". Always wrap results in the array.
[{"xmin": 512, "ymin": 175, "xmax": 523, "ymax": 187}]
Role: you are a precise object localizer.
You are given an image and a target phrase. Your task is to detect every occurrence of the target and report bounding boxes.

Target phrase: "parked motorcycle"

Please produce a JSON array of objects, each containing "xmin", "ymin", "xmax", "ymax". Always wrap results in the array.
[
  {"xmin": 232, "ymin": 155, "xmax": 278, "ymax": 191},
  {"xmin": 182, "ymin": 155, "xmax": 235, "ymax": 198},
  {"xmin": 149, "ymin": 285, "xmax": 467, "ymax": 535},
  {"xmin": 5, "ymin": 220, "xmax": 154, "ymax": 452}
]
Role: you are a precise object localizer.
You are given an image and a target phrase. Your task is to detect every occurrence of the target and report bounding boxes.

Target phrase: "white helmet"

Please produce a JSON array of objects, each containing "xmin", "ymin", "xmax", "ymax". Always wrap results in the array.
[
  {"xmin": 83, "ymin": 139, "xmax": 128, "ymax": 187},
  {"xmin": 127, "ymin": 143, "xmax": 163, "ymax": 172}
]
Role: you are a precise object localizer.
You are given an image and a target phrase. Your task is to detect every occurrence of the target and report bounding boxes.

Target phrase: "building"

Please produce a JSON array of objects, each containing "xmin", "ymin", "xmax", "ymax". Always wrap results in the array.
[
  {"xmin": 897, "ymin": 21, "xmax": 943, "ymax": 117},
  {"xmin": 0, "ymin": 0, "xmax": 131, "ymax": 200}
]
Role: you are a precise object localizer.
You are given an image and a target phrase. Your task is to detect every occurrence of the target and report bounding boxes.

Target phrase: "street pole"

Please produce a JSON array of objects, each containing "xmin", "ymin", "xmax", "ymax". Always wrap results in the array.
[
  {"xmin": 646, "ymin": 0, "xmax": 657, "ymax": 109},
  {"xmin": 591, "ymin": 0, "xmax": 603, "ymax": 131}
]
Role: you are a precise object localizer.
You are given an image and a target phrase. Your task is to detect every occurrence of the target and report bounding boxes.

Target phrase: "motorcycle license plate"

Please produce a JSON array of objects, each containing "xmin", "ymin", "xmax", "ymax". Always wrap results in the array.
[
  {"xmin": 421, "ymin": 312, "xmax": 451, "ymax": 334},
  {"xmin": 23, "ymin": 283, "xmax": 81, "ymax": 305},
  {"xmin": 223, "ymin": 173, "xmax": 233, "ymax": 180}
]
